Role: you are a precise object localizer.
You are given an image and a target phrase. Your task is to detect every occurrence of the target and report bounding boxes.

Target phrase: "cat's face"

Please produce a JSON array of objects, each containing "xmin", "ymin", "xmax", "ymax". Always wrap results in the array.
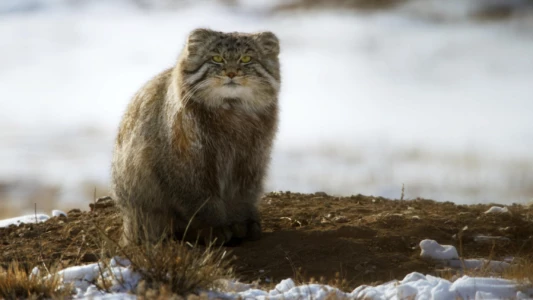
[{"xmin": 179, "ymin": 28, "xmax": 280, "ymax": 111}]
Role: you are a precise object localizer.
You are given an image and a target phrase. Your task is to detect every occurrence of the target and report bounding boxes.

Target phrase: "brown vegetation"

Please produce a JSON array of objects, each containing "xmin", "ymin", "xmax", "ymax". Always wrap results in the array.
[{"xmin": 0, "ymin": 262, "xmax": 68, "ymax": 299}]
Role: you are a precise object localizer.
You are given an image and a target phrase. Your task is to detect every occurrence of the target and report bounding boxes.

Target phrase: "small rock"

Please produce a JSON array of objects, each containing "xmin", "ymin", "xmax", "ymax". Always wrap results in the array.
[
  {"xmin": 89, "ymin": 196, "xmax": 115, "ymax": 211},
  {"xmin": 314, "ymin": 191, "xmax": 328, "ymax": 197},
  {"xmin": 68, "ymin": 227, "xmax": 82, "ymax": 237},
  {"xmin": 68, "ymin": 209, "xmax": 81, "ymax": 215},
  {"xmin": 22, "ymin": 230, "xmax": 39, "ymax": 238}
]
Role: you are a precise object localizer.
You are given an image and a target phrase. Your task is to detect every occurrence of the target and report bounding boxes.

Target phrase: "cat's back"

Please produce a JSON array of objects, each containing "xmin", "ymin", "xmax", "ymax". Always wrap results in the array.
[{"xmin": 116, "ymin": 68, "xmax": 173, "ymax": 147}]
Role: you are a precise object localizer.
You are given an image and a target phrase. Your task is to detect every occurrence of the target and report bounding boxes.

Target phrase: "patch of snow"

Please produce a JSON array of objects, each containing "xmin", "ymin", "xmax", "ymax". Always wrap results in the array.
[
  {"xmin": 485, "ymin": 206, "xmax": 510, "ymax": 214},
  {"xmin": 0, "ymin": 213, "xmax": 50, "ymax": 227},
  {"xmin": 420, "ymin": 239, "xmax": 459, "ymax": 260},
  {"xmin": 271, "ymin": 278, "xmax": 296, "ymax": 295},
  {"xmin": 231, "ymin": 281, "xmax": 350, "ymax": 299},
  {"xmin": 52, "ymin": 257, "xmax": 141, "ymax": 298},
  {"xmin": 474, "ymin": 235, "xmax": 511, "ymax": 243},
  {"xmin": 52, "ymin": 209, "xmax": 67, "ymax": 217},
  {"xmin": 420, "ymin": 240, "xmax": 511, "ymax": 273},
  {"xmin": 218, "ymin": 280, "xmax": 254, "ymax": 293},
  {"xmin": 447, "ymin": 259, "xmax": 511, "ymax": 272},
  {"xmin": 0, "ymin": 209, "xmax": 69, "ymax": 227},
  {"xmin": 30, "ymin": 266, "xmax": 40, "ymax": 278},
  {"xmin": 451, "ymin": 276, "xmax": 519, "ymax": 299},
  {"xmin": 351, "ymin": 272, "xmax": 533, "ymax": 300},
  {"xmin": 50, "ymin": 262, "xmax": 533, "ymax": 300}
]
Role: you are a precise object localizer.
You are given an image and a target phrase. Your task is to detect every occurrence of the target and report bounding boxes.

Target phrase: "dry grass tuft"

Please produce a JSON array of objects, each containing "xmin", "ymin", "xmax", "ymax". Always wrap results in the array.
[
  {"xmin": 129, "ymin": 241, "xmax": 233, "ymax": 297},
  {"xmin": 285, "ymin": 254, "xmax": 353, "ymax": 293},
  {"xmin": 309, "ymin": 272, "xmax": 353, "ymax": 293},
  {"xmin": 503, "ymin": 256, "xmax": 533, "ymax": 288},
  {"xmin": 0, "ymin": 262, "xmax": 70, "ymax": 299},
  {"xmin": 98, "ymin": 233, "xmax": 235, "ymax": 298},
  {"xmin": 87, "ymin": 198, "xmax": 236, "ymax": 297}
]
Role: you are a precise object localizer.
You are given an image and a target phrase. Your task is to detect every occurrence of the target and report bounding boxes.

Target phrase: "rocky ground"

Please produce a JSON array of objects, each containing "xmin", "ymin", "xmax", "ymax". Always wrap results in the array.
[{"xmin": 1, "ymin": 192, "xmax": 533, "ymax": 290}]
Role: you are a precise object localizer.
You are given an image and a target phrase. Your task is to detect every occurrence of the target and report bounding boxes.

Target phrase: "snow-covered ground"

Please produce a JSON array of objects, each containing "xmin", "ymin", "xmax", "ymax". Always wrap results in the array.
[
  {"xmin": 1, "ymin": 0, "xmax": 533, "ymax": 214},
  {"xmin": 59, "ymin": 262, "xmax": 533, "ymax": 299},
  {"xmin": 45, "ymin": 259, "xmax": 533, "ymax": 299},
  {"xmin": 2, "ymin": 211, "xmax": 531, "ymax": 299}
]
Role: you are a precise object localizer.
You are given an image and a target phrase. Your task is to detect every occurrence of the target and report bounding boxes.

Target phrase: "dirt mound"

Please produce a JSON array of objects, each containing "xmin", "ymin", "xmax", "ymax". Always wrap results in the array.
[{"xmin": 1, "ymin": 193, "xmax": 533, "ymax": 288}]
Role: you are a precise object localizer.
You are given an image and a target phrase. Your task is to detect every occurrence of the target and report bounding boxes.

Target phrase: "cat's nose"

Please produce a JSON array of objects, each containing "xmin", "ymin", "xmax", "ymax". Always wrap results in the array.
[{"xmin": 226, "ymin": 72, "xmax": 236, "ymax": 79}]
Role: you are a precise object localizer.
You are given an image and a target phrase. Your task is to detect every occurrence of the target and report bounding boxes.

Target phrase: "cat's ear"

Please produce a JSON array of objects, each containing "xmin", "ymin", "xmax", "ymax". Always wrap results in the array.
[
  {"xmin": 186, "ymin": 28, "xmax": 217, "ymax": 54},
  {"xmin": 254, "ymin": 31, "xmax": 280, "ymax": 56}
]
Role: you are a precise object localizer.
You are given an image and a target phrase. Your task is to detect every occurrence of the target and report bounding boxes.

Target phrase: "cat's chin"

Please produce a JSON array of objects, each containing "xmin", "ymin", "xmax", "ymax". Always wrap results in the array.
[
  {"xmin": 196, "ymin": 85, "xmax": 272, "ymax": 112},
  {"xmin": 214, "ymin": 85, "xmax": 253, "ymax": 100}
]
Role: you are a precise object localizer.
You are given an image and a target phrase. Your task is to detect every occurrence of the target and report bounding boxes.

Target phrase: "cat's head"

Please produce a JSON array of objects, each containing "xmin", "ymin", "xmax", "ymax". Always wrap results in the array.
[{"xmin": 178, "ymin": 28, "xmax": 280, "ymax": 111}]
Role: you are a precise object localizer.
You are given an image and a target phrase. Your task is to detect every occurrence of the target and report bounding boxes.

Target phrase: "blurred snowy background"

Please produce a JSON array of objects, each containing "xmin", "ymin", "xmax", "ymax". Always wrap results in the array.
[{"xmin": 1, "ymin": 0, "xmax": 532, "ymax": 216}]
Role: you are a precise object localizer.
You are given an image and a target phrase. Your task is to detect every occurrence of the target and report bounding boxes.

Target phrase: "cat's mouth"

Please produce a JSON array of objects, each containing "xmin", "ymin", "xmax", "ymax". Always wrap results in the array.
[
  {"xmin": 222, "ymin": 77, "xmax": 242, "ymax": 87},
  {"xmin": 224, "ymin": 81, "xmax": 239, "ymax": 87}
]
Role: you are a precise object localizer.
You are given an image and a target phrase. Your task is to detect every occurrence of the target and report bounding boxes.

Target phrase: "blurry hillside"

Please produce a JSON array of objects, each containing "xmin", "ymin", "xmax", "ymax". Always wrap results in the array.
[
  {"xmin": 2, "ymin": 0, "xmax": 533, "ymax": 16},
  {"xmin": 0, "ymin": 0, "xmax": 532, "ymax": 217}
]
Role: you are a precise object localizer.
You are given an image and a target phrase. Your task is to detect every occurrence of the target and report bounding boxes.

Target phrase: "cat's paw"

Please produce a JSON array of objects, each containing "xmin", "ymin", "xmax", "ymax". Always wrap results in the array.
[
  {"xmin": 209, "ymin": 226, "xmax": 233, "ymax": 245},
  {"xmin": 230, "ymin": 223, "xmax": 248, "ymax": 239},
  {"xmin": 188, "ymin": 226, "xmax": 232, "ymax": 245},
  {"xmin": 229, "ymin": 219, "xmax": 261, "ymax": 241},
  {"xmin": 246, "ymin": 220, "xmax": 262, "ymax": 241}
]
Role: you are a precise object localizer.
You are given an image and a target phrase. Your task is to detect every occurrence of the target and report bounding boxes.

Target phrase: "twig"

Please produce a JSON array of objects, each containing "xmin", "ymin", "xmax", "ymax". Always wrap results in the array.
[
  {"xmin": 93, "ymin": 187, "xmax": 97, "ymax": 212},
  {"xmin": 180, "ymin": 197, "xmax": 211, "ymax": 247}
]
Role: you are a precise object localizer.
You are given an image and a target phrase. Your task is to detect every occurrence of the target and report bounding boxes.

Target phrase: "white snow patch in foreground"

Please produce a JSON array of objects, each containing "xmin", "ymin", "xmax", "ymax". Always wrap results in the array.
[
  {"xmin": 0, "ymin": 213, "xmax": 50, "ymax": 227},
  {"xmin": 32, "ymin": 251, "xmax": 530, "ymax": 299},
  {"xmin": 351, "ymin": 273, "xmax": 526, "ymax": 300},
  {"xmin": 51, "ymin": 260, "xmax": 533, "ymax": 300},
  {"xmin": 485, "ymin": 206, "xmax": 510, "ymax": 214},
  {"xmin": 52, "ymin": 257, "xmax": 141, "ymax": 298}
]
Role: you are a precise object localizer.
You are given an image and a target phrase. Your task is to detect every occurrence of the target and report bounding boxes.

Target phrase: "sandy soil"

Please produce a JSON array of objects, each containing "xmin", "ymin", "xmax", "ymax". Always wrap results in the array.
[{"xmin": 1, "ymin": 192, "xmax": 533, "ymax": 289}]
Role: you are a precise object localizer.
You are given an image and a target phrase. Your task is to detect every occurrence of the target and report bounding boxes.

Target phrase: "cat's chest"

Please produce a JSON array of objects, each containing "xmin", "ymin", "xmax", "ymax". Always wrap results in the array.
[{"xmin": 207, "ymin": 108, "xmax": 264, "ymax": 142}]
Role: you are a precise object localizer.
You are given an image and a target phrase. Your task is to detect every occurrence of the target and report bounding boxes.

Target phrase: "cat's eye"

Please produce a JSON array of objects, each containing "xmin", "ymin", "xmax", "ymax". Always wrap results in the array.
[
  {"xmin": 212, "ymin": 55, "xmax": 224, "ymax": 63},
  {"xmin": 240, "ymin": 56, "xmax": 252, "ymax": 63}
]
